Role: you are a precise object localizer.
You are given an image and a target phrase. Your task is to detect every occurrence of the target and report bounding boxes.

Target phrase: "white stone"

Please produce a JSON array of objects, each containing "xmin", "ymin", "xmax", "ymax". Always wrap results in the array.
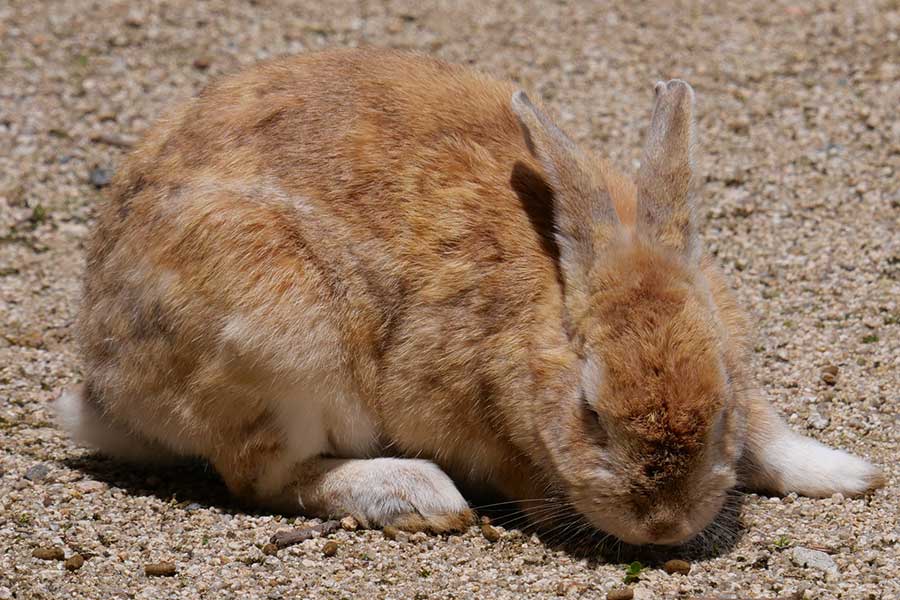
[
  {"xmin": 790, "ymin": 546, "xmax": 840, "ymax": 582},
  {"xmin": 75, "ymin": 480, "xmax": 106, "ymax": 494}
]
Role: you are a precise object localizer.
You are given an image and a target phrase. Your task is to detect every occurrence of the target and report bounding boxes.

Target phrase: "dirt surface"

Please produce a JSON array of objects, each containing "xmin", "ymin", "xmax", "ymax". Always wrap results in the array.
[{"xmin": 1, "ymin": 1, "xmax": 898, "ymax": 598}]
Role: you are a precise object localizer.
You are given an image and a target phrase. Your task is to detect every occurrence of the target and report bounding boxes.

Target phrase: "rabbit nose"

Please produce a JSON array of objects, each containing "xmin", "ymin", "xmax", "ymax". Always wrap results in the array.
[{"xmin": 647, "ymin": 519, "xmax": 690, "ymax": 544}]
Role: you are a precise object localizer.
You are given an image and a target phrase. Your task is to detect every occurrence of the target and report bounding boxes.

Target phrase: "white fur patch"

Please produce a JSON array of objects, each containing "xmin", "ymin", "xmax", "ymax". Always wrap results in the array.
[
  {"xmin": 254, "ymin": 374, "xmax": 380, "ymax": 498},
  {"xmin": 55, "ymin": 387, "xmax": 177, "ymax": 464},
  {"xmin": 218, "ymin": 312, "xmax": 381, "ymax": 499},
  {"xmin": 757, "ymin": 428, "xmax": 882, "ymax": 497},
  {"xmin": 580, "ymin": 356, "xmax": 603, "ymax": 401},
  {"xmin": 307, "ymin": 457, "xmax": 469, "ymax": 525}
]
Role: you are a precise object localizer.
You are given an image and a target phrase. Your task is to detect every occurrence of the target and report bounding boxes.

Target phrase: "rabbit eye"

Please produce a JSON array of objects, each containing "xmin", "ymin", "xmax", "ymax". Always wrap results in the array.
[
  {"xmin": 581, "ymin": 392, "xmax": 608, "ymax": 443},
  {"xmin": 581, "ymin": 391, "xmax": 599, "ymax": 417}
]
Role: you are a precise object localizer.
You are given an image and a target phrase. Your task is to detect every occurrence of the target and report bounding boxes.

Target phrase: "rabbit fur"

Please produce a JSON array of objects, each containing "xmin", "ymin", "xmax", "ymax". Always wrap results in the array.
[{"xmin": 58, "ymin": 49, "xmax": 883, "ymax": 545}]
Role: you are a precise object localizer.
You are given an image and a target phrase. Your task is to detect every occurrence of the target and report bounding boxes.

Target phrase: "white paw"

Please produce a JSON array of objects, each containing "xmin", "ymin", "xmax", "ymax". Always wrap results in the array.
[{"xmin": 311, "ymin": 458, "xmax": 473, "ymax": 531}]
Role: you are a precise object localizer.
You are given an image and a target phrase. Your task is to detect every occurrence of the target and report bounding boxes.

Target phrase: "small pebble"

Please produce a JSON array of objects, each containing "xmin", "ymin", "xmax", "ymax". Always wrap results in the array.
[
  {"xmin": 807, "ymin": 411, "xmax": 830, "ymax": 430},
  {"xmin": 835, "ymin": 527, "xmax": 852, "ymax": 542},
  {"xmin": 124, "ymin": 11, "xmax": 145, "ymax": 28},
  {"xmin": 32, "ymin": 546, "xmax": 65, "ymax": 561},
  {"xmin": 88, "ymin": 167, "xmax": 113, "ymax": 188},
  {"xmin": 480, "ymin": 523, "xmax": 501, "ymax": 543},
  {"xmin": 24, "ymin": 463, "xmax": 51, "ymax": 482},
  {"xmin": 144, "ymin": 562, "xmax": 177, "ymax": 577},
  {"xmin": 107, "ymin": 34, "xmax": 128, "ymax": 47},
  {"xmin": 409, "ymin": 531, "xmax": 429, "ymax": 544},
  {"xmin": 821, "ymin": 365, "xmax": 838, "ymax": 385},
  {"xmin": 607, "ymin": 587, "xmax": 634, "ymax": 600},
  {"xmin": 75, "ymin": 480, "xmax": 106, "ymax": 494},
  {"xmin": 728, "ymin": 118, "xmax": 751, "ymax": 135},
  {"xmin": 555, "ymin": 581, "xmax": 580, "ymax": 596},
  {"xmin": 193, "ymin": 56, "xmax": 212, "ymax": 70},
  {"xmin": 322, "ymin": 540, "xmax": 339, "ymax": 557},
  {"xmin": 64, "ymin": 554, "xmax": 85, "ymax": 571},
  {"xmin": 383, "ymin": 526, "xmax": 401, "ymax": 540},
  {"xmin": 261, "ymin": 543, "xmax": 278, "ymax": 556},
  {"xmin": 340, "ymin": 515, "xmax": 359, "ymax": 531},
  {"xmin": 663, "ymin": 559, "xmax": 691, "ymax": 575},
  {"xmin": 89, "ymin": 133, "xmax": 136, "ymax": 148}
]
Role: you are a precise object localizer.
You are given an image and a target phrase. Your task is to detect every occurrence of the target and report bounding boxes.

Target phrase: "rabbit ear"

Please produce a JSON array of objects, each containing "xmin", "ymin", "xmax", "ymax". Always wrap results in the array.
[
  {"xmin": 636, "ymin": 80, "xmax": 698, "ymax": 261},
  {"xmin": 511, "ymin": 91, "xmax": 619, "ymax": 299}
]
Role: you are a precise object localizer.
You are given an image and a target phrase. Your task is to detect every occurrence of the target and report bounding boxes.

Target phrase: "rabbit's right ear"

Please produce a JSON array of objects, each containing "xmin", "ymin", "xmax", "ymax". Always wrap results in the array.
[
  {"xmin": 635, "ymin": 80, "xmax": 699, "ymax": 261},
  {"xmin": 511, "ymin": 91, "xmax": 619, "ymax": 305}
]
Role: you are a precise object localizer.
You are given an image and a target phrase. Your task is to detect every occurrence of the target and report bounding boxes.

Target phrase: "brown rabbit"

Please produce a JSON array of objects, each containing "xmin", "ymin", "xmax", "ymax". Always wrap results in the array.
[{"xmin": 58, "ymin": 49, "xmax": 883, "ymax": 545}]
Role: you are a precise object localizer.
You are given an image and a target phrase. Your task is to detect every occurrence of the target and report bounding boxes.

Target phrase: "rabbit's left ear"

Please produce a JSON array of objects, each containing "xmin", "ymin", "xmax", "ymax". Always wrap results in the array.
[
  {"xmin": 511, "ymin": 91, "xmax": 620, "ymax": 307},
  {"xmin": 636, "ymin": 80, "xmax": 699, "ymax": 261}
]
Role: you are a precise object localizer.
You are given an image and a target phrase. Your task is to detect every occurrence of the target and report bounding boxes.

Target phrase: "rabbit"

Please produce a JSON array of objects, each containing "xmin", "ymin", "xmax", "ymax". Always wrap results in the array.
[{"xmin": 56, "ymin": 48, "xmax": 884, "ymax": 545}]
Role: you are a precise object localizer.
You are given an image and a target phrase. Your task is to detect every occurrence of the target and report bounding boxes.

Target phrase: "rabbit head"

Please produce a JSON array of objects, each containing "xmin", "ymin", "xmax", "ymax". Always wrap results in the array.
[{"xmin": 513, "ymin": 81, "xmax": 746, "ymax": 546}]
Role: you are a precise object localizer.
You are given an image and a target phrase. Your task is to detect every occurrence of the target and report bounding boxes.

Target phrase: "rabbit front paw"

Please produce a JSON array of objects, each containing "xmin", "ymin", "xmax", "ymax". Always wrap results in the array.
[{"xmin": 300, "ymin": 457, "xmax": 475, "ymax": 533}]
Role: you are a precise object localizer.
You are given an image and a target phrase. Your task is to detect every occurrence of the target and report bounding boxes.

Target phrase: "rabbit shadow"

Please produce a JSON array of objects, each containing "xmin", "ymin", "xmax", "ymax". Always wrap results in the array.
[
  {"xmin": 474, "ymin": 490, "xmax": 747, "ymax": 566},
  {"xmin": 66, "ymin": 451, "xmax": 747, "ymax": 564},
  {"xmin": 61, "ymin": 453, "xmax": 238, "ymax": 513}
]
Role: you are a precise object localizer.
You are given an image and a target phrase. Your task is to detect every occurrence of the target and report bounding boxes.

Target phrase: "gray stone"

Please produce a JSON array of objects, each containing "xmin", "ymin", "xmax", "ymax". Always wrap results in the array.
[
  {"xmin": 23, "ymin": 463, "xmax": 50, "ymax": 482},
  {"xmin": 807, "ymin": 410, "xmax": 830, "ymax": 430},
  {"xmin": 791, "ymin": 546, "xmax": 840, "ymax": 581},
  {"xmin": 88, "ymin": 166, "xmax": 113, "ymax": 188}
]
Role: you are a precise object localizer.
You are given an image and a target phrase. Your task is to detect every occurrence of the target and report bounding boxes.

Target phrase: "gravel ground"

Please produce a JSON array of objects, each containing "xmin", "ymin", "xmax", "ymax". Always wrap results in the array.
[{"xmin": 1, "ymin": 1, "xmax": 898, "ymax": 598}]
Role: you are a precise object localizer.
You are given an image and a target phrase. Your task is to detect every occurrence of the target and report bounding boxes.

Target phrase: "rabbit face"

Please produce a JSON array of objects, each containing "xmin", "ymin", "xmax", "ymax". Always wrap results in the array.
[
  {"xmin": 540, "ymin": 244, "xmax": 745, "ymax": 546},
  {"xmin": 562, "ymin": 418, "xmax": 738, "ymax": 546},
  {"xmin": 512, "ymin": 80, "xmax": 749, "ymax": 544}
]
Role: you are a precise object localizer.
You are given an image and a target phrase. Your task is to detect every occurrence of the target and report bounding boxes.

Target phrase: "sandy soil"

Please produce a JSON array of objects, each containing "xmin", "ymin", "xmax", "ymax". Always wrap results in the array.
[{"xmin": 1, "ymin": 1, "xmax": 897, "ymax": 598}]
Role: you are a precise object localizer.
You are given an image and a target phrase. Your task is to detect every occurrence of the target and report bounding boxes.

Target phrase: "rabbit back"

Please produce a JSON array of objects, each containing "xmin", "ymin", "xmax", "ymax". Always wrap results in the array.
[{"xmin": 76, "ymin": 49, "xmax": 569, "ymax": 499}]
